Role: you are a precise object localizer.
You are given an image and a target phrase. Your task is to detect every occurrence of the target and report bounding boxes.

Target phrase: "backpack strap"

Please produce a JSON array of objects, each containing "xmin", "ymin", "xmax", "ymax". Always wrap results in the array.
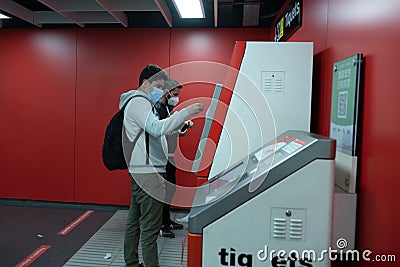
[
  {"xmin": 124, "ymin": 94, "xmax": 153, "ymax": 166},
  {"xmin": 145, "ymin": 132, "xmax": 150, "ymax": 165},
  {"xmin": 123, "ymin": 94, "xmax": 151, "ymax": 109}
]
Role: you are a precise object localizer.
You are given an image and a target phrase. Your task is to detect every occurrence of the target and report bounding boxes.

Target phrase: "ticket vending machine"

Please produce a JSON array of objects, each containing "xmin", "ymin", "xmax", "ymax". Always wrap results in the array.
[
  {"xmin": 192, "ymin": 42, "xmax": 314, "ymax": 180},
  {"xmin": 188, "ymin": 130, "xmax": 336, "ymax": 267}
]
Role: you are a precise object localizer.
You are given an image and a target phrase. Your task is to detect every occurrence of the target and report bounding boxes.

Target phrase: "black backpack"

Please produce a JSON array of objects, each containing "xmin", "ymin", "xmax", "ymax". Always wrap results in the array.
[{"xmin": 102, "ymin": 95, "xmax": 151, "ymax": 171}]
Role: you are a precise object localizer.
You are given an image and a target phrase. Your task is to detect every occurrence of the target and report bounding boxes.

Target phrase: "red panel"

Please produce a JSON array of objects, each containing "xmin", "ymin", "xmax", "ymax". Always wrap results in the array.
[
  {"xmin": 170, "ymin": 28, "xmax": 270, "ymax": 66},
  {"xmin": 288, "ymin": 0, "xmax": 400, "ymax": 264},
  {"xmin": 310, "ymin": 50, "xmax": 330, "ymax": 135},
  {"xmin": 0, "ymin": 28, "xmax": 271, "ymax": 206},
  {"xmin": 169, "ymin": 29, "xmax": 270, "ymax": 185},
  {"xmin": 74, "ymin": 29, "xmax": 170, "ymax": 205},
  {"xmin": 187, "ymin": 233, "xmax": 202, "ymax": 267},
  {"xmin": 326, "ymin": 0, "xmax": 400, "ymax": 258},
  {"xmin": 0, "ymin": 29, "xmax": 76, "ymax": 201},
  {"xmin": 197, "ymin": 41, "xmax": 246, "ymax": 177},
  {"xmin": 289, "ymin": 0, "xmax": 328, "ymax": 54}
]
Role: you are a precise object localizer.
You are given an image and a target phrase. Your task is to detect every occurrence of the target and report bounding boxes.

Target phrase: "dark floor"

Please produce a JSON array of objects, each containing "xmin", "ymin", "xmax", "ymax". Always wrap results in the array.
[{"xmin": 0, "ymin": 199, "xmax": 122, "ymax": 267}]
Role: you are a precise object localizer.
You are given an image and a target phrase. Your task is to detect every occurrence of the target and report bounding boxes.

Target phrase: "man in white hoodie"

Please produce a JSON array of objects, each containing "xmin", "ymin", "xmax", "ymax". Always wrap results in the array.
[{"xmin": 122, "ymin": 64, "xmax": 204, "ymax": 267}]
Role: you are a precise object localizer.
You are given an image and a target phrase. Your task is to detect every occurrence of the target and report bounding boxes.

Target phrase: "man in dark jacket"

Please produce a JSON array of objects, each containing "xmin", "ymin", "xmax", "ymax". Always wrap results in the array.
[{"xmin": 153, "ymin": 79, "xmax": 192, "ymax": 238}]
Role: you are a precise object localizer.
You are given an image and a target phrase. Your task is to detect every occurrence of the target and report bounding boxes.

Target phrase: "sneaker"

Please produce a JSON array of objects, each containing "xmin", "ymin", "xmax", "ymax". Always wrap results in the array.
[
  {"xmin": 176, "ymin": 214, "xmax": 189, "ymax": 223},
  {"xmin": 160, "ymin": 228, "xmax": 175, "ymax": 238},
  {"xmin": 169, "ymin": 221, "xmax": 184, "ymax": 230}
]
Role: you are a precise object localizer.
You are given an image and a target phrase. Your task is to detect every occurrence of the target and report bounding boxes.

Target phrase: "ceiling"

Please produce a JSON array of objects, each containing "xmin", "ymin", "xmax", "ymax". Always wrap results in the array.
[{"xmin": 0, "ymin": 0, "xmax": 286, "ymax": 29}]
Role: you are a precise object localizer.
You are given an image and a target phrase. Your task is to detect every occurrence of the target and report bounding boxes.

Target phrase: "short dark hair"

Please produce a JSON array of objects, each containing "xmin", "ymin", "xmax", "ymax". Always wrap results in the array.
[
  {"xmin": 139, "ymin": 64, "xmax": 169, "ymax": 86},
  {"xmin": 165, "ymin": 79, "xmax": 183, "ymax": 91}
]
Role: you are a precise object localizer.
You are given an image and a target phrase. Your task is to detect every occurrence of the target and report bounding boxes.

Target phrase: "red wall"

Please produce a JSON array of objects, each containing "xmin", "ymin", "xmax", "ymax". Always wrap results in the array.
[
  {"xmin": 0, "ymin": 27, "xmax": 270, "ymax": 205},
  {"xmin": 2, "ymin": 2, "xmax": 399, "ymax": 263},
  {"xmin": 278, "ymin": 0, "xmax": 400, "ymax": 264},
  {"xmin": 0, "ymin": 30, "xmax": 76, "ymax": 202},
  {"xmin": 74, "ymin": 29, "xmax": 170, "ymax": 205}
]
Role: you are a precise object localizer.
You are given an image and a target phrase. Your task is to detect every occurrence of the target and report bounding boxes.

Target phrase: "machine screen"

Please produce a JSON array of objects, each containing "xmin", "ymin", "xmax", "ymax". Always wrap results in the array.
[
  {"xmin": 204, "ymin": 162, "xmax": 247, "ymax": 203},
  {"xmin": 197, "ymin": 133, "xmax": 316, "ymax": 205}
]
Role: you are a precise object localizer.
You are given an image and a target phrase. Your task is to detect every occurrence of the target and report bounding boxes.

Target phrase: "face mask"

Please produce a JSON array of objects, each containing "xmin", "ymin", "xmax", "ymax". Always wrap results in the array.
[
  {"xmin": 167, "ymin": 96, "xmax": 179, "ymax": 106},
  {"xmin": 148, "ymin": 87, "xmax": 163, "ymax": 103}
]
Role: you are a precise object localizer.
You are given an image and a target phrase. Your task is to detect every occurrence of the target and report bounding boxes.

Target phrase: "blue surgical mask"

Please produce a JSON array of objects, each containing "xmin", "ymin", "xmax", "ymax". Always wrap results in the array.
[
  {"xmin": 167, "ymin": 96, "xmax": 179, "ymax": 106},
  {"xmin": 148, "ymin": 87, "xmax": 163, "ymax": 103}
]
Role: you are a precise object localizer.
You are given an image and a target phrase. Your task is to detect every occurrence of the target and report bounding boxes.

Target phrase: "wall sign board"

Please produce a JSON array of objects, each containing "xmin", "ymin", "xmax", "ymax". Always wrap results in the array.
[
  {"xmin": 330, "ymin": 53, "xmax": 364, "ymax": 156},
  {"xmin": 274, "ymin": 0, "xmax": 302, "ymax": 42}
]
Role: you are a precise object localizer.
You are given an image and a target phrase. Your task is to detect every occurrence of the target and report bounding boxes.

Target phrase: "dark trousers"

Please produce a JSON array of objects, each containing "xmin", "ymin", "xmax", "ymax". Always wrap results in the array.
[{"xmin": 162, "ymin": 161, "xmax": 177, "ymax": 227}]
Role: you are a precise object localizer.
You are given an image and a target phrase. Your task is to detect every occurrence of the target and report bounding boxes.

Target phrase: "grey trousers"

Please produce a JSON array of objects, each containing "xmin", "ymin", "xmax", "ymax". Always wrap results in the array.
[{"xmin": 124, "ymin": 173, "xmax": 165, "ymax": 267}]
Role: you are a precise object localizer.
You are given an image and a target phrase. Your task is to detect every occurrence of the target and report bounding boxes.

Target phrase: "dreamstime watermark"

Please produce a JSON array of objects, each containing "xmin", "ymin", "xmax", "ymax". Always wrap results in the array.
[
  {"xmin": 254, "ymin": 238, "xmax": 397, "ymax": 264},
  {"xmin": 217, "ymin": 239, "xmax": 396, "ymax": 267}
]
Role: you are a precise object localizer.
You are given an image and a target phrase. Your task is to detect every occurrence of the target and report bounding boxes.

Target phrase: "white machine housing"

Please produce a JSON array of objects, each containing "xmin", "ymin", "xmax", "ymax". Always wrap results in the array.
[
  {"xmin": 193, "ymin": 42, "xmax": 314, "ymax": 179},
  {"xmin": 189, "ymin": 131, "xmax": 336, "ymax": 267}
]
